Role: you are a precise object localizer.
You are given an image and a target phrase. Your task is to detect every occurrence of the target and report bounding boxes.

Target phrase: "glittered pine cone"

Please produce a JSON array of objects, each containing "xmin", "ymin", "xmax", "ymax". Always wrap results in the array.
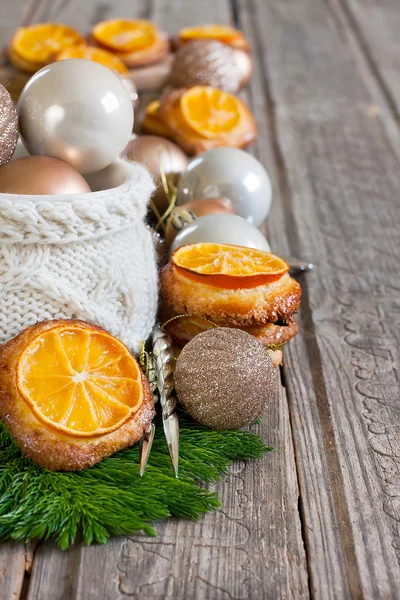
[{"xmin": 168, "ymin": 40, "xmax": 242, "ymax": 93}]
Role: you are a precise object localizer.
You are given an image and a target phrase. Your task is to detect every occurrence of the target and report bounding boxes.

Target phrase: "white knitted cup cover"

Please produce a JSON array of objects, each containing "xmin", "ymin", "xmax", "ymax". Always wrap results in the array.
[{"xmin": 0, "ymin": 161, "xmax": 158, "ymax": 352}]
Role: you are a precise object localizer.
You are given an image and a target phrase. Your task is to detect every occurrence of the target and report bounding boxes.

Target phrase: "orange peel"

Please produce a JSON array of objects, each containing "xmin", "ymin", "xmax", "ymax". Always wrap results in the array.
[{"xmin": 172, "ymin": 243, "xmax": 289, "ymax": 289}]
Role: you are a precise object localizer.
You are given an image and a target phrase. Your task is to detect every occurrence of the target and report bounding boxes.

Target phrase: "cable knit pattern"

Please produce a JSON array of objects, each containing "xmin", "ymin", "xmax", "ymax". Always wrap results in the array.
[{"xmin": 0, "ymin": 160, "xmax": 158, "ymax": 352}]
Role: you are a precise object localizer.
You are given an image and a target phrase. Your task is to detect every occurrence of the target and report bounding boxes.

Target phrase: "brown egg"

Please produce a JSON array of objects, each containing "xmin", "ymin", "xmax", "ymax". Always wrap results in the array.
[
  {"xmin": 0, "ymin": 156, "xmax": 91, "ymax": 195},
  {"xmin": 165, "ymin": 197, "xmax": 234, "ymax": 249},
  {"xmin": 232, "ymin": 49, "xmax": 253, "ymax": 88},
  {"xmin": 124, "ymin": 135, "xmax": 188, "ymax": 217}
]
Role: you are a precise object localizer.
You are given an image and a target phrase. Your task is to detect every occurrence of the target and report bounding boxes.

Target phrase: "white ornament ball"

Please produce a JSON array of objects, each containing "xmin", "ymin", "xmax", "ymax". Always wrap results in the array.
[
  {"xmin": 17, "ymin": 59, "xmax": 134, "ymax": 174},
  {"xmin": 169, "ymin": 214, "xmax": 271, "ymax": 256},
  {"xmin": 177, "ymin": 147, "xmax": 272, "ymax": 227}
]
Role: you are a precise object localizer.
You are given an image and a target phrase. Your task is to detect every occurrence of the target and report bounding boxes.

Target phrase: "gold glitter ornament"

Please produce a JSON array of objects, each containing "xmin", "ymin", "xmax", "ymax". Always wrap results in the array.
[
  {"xmin": 169, "ymin": 40, "xmax": 242, "ymax": 93},
  {"xmin": 174, "ymin": 328, "xmax": 277, "ymax": 430},
  {"xmin": 0, "ymin": 84, "xmax": 18, "ymax": 167}
]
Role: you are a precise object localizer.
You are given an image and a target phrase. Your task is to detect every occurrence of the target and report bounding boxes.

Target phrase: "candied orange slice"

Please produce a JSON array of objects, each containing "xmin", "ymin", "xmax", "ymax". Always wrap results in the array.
[
  {"xmin": 172, "ymin": 243, "xmax": 289, "ymax": 288},
  {"xmin": 54, "ymin": 45, "xmax": 128, "ymax": 74},
  {"xmin": 16, "ymin": 322, "xmax": 143, "ymax": 437},
  {"xmin": 180, "ymin": 86, "xmax": 243, "ymax": 139},
  {"xmin": 179, "ymin": 24, "xmax": 242, "ymax": 43},
  {"xmin": 142, "ymin": 100, "xmax": 172, "ymax": 138},
  {"xmin": 10, "ymin": 23, "xmax": 84, "ymax": 68},
  {"xmin": 92, "ymin": 19, "xmax": 158, "ymax": 52}
]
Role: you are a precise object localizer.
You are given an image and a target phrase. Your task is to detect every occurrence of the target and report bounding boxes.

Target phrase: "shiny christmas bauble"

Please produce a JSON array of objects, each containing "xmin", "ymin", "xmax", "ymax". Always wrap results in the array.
[
  {"xmin": 177, "ymin": 147, "xmax": 272, "ymax": 226},
  {"xmin": 125, "ymin": 135, "xmax": 188, "ymax": 216},
  {"xmin": 169, "ymin": 213, "xmax": 271, "ymax": 255},
  {"xmin": 0, "ymin": 156, "xmax": 91, "ymax": 195},
  {"xmin": 175, "ymin": 328, "xmax": 277, "ymax": 429},
  {"xmin": 17, "ymin": 60, "xmax": 134, "ymax": 175},
  {"xmin": 169, "ymin": 40, "xmax": 242, "ymax": 92},
  {"xmin": 165, "ymin": 197, "xmax": 234, "ymax": 249},
  {"xmin": 0, "ymin": 84, "xmax": 18, "ymax": 167}
]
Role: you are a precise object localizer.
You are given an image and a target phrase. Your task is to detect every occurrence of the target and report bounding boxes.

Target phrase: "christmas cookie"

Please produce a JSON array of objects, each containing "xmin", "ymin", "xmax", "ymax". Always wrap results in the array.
[
  {"xmin": 0, "ymin": 320, "xmax": 155, "ymax": 471},
  {"xmin": 142, "ymin": 86, "xmax": 257, "ymax": 155},
  {"xmin": 160, "ymin": 243, "xmax": 301, "ymax": 349}
]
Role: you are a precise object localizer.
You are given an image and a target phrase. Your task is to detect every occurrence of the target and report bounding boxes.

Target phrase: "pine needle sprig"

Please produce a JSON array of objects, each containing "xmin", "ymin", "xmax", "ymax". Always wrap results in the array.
[{"xmin": 0, "ymin": 414, "xmax": 271, "ymax": 549}]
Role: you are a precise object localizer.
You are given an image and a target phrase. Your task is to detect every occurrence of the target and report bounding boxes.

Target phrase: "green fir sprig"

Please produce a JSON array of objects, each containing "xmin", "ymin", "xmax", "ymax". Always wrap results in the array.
[{"xmin": 0, "ymin": 416, "xmax": 271, "ymax": 549}]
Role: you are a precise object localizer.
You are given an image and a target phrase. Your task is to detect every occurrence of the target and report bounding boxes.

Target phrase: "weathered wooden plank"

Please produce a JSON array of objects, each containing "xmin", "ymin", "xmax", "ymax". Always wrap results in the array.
[
  {"xmin": 0, "ymin": 2, "xmax": 41, "ymax": 595},
  {"xmin": 151, "ymin": 0, "xmax": 234, "ymax": 32},
  {"xmin": 27, "ymin": 382, "xmax": 308, "ymax": 600},
  {"xmin": 0, "ymin": 0, "xmax": 40, "ymax": 46},
  {"xmin": 24, "ymin": 0, "xmax": 150, "ymax": 30},
  {"xmin": 21, "ymin": 0, "xmax": 308, "ymax": 599},
  {"xmin": 244, "ymin": 0, "xmax": 400, "ymax": 597},
  {"xmin": 0, "ymin": 542, "xmax": 27, "ymax": 600},
  {"xmin": 338, "ymin": 0, "xmax": 400, "ymax": 115}
]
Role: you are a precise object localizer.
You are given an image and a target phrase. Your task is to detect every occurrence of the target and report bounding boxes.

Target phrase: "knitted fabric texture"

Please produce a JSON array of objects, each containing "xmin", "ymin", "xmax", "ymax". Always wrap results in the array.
[{"xmin": 0, "ymin": 160, "xmax": 158, "ymax": 352}]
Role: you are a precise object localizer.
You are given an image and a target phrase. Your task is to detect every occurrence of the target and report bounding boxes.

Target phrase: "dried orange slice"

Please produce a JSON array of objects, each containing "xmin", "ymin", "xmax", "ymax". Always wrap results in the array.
[
  {"xmin": 16, "ymin": 321, "xmax": 144, "ymax": 437},
  {"xmin": 172, "ymin": 243, "xmax": 289, "ymax": 288},
  {"xmin": 142, "ymin": 100, "xmax": 172, "ymax": 138},
  {"xmin": 9, "ymin": 23, "xmax": 84, "ymax": 72},
  {"xmin": 92, "ymin": 19, "xmax": 158, "ymax": 52},
  {"xmin": 179, "ymin": 24, "xmax": 242, "ymax": 44},
  {"xmin": 54, "ymin": 45, "xmax": 128, "ymax": 74},
  {"xmin": 180, "ymin": 86, "xmax": 243, "ymax": 139}
]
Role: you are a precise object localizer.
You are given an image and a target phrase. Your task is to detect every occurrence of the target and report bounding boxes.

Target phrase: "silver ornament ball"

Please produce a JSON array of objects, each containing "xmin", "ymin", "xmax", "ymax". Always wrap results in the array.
[
  {"xmin": 169, "ymin": 213, "xmax": 271, "ymax": 256},
  {"xmin": 177, "ymin": 147, "xmax": 272, "ymax": 227},
  {"xmin": 17, "ymin": 59, "xmax": 134, "ymax": 174}
]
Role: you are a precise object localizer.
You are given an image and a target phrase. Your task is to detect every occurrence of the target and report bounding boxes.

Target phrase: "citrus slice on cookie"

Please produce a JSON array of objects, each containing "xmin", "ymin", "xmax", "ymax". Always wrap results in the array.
[
  {"xmin": 9, "ymin": 23, "xmax": 84, "ymax": 72},
  {"xmin": 180, "ymin": 86, "xmax": 243, "ymax": 139},
  {"xmin": 54, "ymin": 45, "xmax": 128, "ymax": 74},
  {"xmin": 16, "ymin": 321, "xmax": 144, "ymax": 437},
  {"xmin": 92, "ymin": 19, "xmax": 158, "ymax": 52},
  {"xmin": 172, "ymin": 243, "xmax": 289, "ymax": 288},
  {"xmin": 179, "ymin": 24, "xmax": 242, "ymax": 44}
]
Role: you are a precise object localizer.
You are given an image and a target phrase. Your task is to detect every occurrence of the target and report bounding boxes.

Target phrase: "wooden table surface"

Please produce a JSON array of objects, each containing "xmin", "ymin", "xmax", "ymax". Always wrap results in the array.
[{"xmin": 1, "ymin": 0, "xmax": 400, "ymax": 598}]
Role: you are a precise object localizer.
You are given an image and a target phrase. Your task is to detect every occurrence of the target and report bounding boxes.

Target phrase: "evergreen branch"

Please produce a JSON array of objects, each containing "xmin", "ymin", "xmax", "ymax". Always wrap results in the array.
[{"xmin": 0, "ymin": 415, "xmax": 272, "ymax": 549}]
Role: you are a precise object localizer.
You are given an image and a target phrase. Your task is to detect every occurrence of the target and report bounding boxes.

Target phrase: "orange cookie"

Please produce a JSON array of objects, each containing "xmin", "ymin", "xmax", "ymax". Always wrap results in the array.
[
  {"xmin": 0, "ymin": 320, "xmax": 155, "ymax": 471},
  {"xmin": 91, "ymin": 19, "xmax": 169, "ymax": 67},
  {"xmin": 8, "ymin": 23, "xmax": 84, "ymax": 73},
  {"xmin": 54, "ymin": 45, "xmax": 129, "ymax": 74},
  {"xmin": 156, "ymin": 86, "xmax": 257, "ymax": 155},
  {"xmin": 177, "ymin": 24, "xmax": 250, "ymax": 51}
]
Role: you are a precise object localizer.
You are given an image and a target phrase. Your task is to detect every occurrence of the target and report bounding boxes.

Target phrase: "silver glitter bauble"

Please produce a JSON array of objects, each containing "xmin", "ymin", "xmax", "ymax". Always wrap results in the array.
[
  {"xmin": 17, "ymin": 60, "xmax": 134, "ymax": 175},
  {"xmin": 175, "ymin": 328, "xmax": 277, "ymax": 430},
  {"xmin": 177, "ymin": 147, "xmax": 272, "ymax": 226},
  {"xmin": 0, "ymin": 84, "xmax": 18, "ymax": 167},
  {"xmin": 169, "ymin": 40, "xmax": 241, "ymax": 93}
]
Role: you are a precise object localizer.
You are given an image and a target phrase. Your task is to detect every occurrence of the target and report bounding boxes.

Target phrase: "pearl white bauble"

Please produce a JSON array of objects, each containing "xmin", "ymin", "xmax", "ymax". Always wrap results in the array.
[
  {"xmin": 17, "ymin": 59, "xmax": 134, "ymax": 174},
  {"xmin": 177, "ymin": 147, "xmax": 272, "ymax": 227},
  {"xmin": 169, "ymin": 214, "xmax": 271, "ymax": 256}
]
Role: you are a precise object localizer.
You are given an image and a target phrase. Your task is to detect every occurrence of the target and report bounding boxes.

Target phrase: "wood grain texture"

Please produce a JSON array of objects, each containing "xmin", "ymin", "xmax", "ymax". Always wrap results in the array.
[
  {"xmin": 23, "ymin": 0, "xmax": 150, "ymax": 30},
  {"xmin": 15, "ymin": 0, "xmax": 308, "ymax": 598},
  {"xmin": 0, "ymin": 542, "xmax": 27, "ymax": 600},
  {"xmin": 27, "ymin": 382, "xmax": 308, "ymax": 600},
  {"xmin": 0, "ymin": 0, "xmax": 39, "ymax": 47},
  {"xmin": 337, "ymin": 0, "xmax": 400, "ymax": 116},
  {"xmin": 0, "ymin": 3, "xmax": 41, "ymax": 597},
  {"xmin": 245, "ymin": 0, "xmax": 400, "ymax": 597},
  {"xmin": 2, "ymin": 0, "xmax": 400, "ymax": 598}
]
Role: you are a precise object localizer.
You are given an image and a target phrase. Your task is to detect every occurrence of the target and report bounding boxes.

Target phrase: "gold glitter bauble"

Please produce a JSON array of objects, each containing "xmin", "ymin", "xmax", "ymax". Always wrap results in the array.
[
  {"xmin": 0, "ymin": 84, "xmax": 18, "ymax": 167},
  {"xmin": 169, "ymin": 40, "xmax": 242, "ymax": 93},
  {"xmin": 174, "ymin": 328, "xmax": 277, "ymax": 429}
]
